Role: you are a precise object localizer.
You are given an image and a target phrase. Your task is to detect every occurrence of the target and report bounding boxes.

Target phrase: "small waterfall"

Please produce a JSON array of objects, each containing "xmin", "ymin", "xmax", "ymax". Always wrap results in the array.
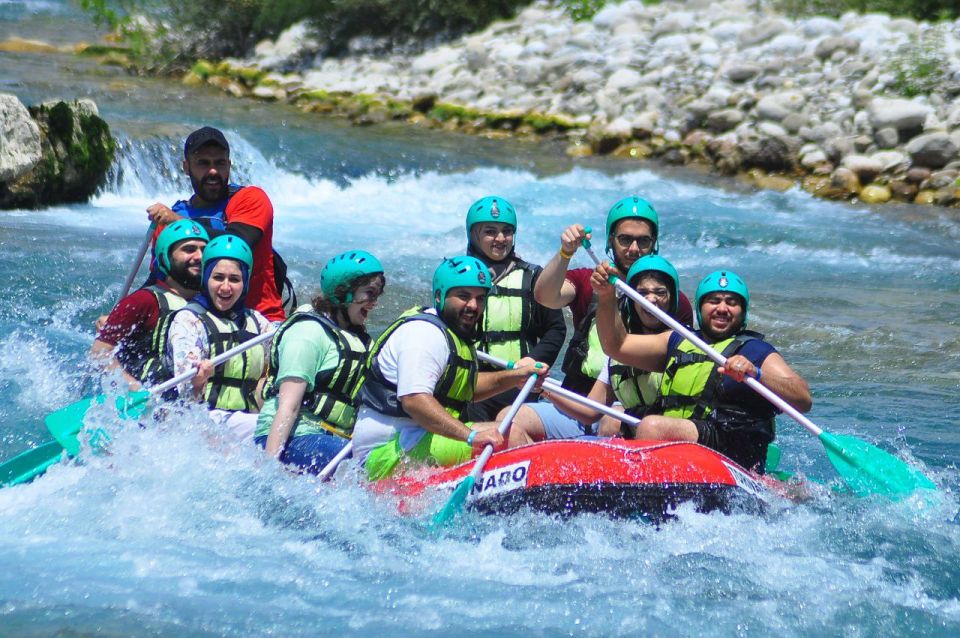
[{"xmin": 101, "ymin": 129, "xmax": 293, "ymax": 201}]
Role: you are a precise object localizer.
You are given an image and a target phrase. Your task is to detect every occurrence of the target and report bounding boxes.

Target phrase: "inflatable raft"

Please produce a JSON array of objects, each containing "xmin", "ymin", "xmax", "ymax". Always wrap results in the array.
[{"xmin": 377, "ymin": 438, "xmax": 778, "ymax": 522}]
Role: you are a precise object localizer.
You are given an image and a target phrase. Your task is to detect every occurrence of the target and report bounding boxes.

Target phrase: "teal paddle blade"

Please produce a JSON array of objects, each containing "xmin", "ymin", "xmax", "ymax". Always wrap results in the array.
[
  {"xmin": 0, "ymin": 440, "xmax": 65, "ymax": 487},
  {"xmin": 44, "ymin": 395, "xmax": 106, "ymax": 456},
  {"xmin": 820, "ymin": 432, "xmax": 937, "ymax": 498},
  {"xmin": 431, "ymin": 475, "xmax": 475, "ymax": 528},
  {"xmin": 765, "ymin": 443, "xmax": 782, "ymax": 473},
  {"xmin": 44, "ymin": 390, "xmax": 152, "ymax": 457}
]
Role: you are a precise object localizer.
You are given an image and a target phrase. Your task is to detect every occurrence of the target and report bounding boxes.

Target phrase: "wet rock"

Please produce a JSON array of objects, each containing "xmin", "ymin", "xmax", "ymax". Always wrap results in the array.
[
  {"xmin": 919, "ymin": 169, "xmax": 958, "ymax": 191},
  {"xmin": 914, "ymin": 190, "xmax": 937, "ymax": 205},
  {"xmin": 840, "ymin": 154, "xmax": 883, "ymax": 182},
  {"xmin": 831, "ymin": 167, "xmax": 861, "ymax": 195},
  {"xmin": 889, "ymin": 179, "xmax": 918, "ymax": 202},
  {"xmin": 740, "ymin": 136, "xmax": 793, "ymax": 172},
  {"xmin": 905, "ymin": 132, "xmax": 957, "ymax": 169},
  {"xmin": 1, "ymin": 96, "xmax": 114, "ymax": 209},
  {"xmin": 859, "ymin": 183, "xmax": 891, "ymax": 204},
  {"xmin": 905, "ymin": 167, "xmax": 931, "ymax": 184}
]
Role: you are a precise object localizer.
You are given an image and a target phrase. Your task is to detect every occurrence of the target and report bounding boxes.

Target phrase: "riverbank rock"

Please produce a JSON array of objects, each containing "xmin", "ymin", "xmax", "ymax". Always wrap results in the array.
[
  {"xmin": 1, "ymin": 95, "xmax": 115, "ymax": 209},
  {"xmin": 154, "ymin": 0, "xmax": 960, "ymax": 208}
]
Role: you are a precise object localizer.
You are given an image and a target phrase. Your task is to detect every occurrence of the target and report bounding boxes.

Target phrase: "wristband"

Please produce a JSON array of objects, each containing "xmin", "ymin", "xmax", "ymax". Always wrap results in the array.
[
  {"xmin": 466, "ymin": 429, "xmax": 477, "ymax": 445},
  {"xmin": 754, "ymin": 368, "xmax": 762, "ymax": 381},
  {"xmin": 559, "ymin": 247, "xmax": 575, "ymax": 260}
]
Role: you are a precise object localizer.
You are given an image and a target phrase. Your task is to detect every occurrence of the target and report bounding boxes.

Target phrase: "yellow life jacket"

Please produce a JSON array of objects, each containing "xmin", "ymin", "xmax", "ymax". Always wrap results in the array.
[
  {"xmin": 360, "ymin": 306, "xmax": 477, "ymax": 420},
  {"xmin": 607, "ymin": 360, "xmax": 662, "ymax": 417},
  {"xmin": 127, "ymin": 285, "xmax": 188, "ymax": 385},
  {"xmin": 479, "ymin": 262, "xmax": 536, "ymax": 365},
  {"xmin": 657, "ymin": 331, "xmax": 760, "ymax": 420},
  {"xmin": 167, "ymin": 302, "xmax": 266, "ymax": 412},
  {"xmin": 263, "ymin": 310, "xmax": 368, "ymax": 438}
]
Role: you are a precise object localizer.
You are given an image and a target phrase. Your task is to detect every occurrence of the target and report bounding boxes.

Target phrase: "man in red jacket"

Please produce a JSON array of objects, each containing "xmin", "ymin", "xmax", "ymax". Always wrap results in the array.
[{"xmin": 146, "ymin": 127, "xmax": 285, "ymax": 322}]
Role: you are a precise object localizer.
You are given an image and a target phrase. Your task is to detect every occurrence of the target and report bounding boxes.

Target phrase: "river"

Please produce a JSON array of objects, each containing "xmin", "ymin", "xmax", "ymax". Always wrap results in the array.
[{"xmin": 2, "ymin": 2, "xmax": 960, "ymax": 636}]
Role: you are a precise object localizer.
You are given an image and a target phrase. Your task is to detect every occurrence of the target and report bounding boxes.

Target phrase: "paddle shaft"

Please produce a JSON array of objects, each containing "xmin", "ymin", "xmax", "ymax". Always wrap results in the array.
[
  {"xmin": 119, "ymin": 224, "xmax": 156, "ymax": 302},
  {"xmin": 465, "ymin": 373, "xmax": 540, "ymax": 485},
  {"xmin": 476, "ymin": 351, "xmax": 642, "ymax": 428},
  {"xmin": 148, "ymin": 329, "xmax": 275, "ymax": 398},
  {"xmin": 317, "ymin": 441, "xmax": 352, "ymax": 482},
  {"xmin": 582, "ymin": 245, "xmax": 824, "ymax": 437}
]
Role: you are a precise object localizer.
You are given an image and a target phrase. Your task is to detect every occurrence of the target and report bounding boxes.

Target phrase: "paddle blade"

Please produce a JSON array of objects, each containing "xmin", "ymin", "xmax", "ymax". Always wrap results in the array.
[
  {"xmin": 430, "ymin": 475, "xmax": 475, "ymax": 528},
  {"xmin": 44, "ymin": 395, "xmax": 105, "ymax": 456},
  {"xmin": 820, "ymin": 432, "xmax": 937, "ymax": 498},
  {"xmin": 0, "ymin": 440, "xmax": 65, "ymax": 487}
]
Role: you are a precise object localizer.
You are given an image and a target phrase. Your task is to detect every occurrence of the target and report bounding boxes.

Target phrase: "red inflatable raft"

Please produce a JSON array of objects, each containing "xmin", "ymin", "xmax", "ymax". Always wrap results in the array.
[{"xmin": 376, "ymin": 438, "xmax": 778, "ymax": 521}]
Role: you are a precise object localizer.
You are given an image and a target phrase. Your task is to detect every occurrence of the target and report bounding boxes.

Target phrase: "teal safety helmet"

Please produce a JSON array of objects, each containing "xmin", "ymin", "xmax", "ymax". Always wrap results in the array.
[
  {"xmin": 432, "ymin": 255, "xmax": 492, "ymax": 312},
  {"xmin": 466, "ymin": 196, "xmax": 518, "ymax": 235},
  {"xmin": 321, "ymin": 249, "xmax": 384, "ymax": 304},
  {"xmin": 201, "ymin": 234, "xmax": 253, "ymax": 272},
  {"xmin": 155, "ymin": 220, "xmax": 209, "ymax": 275},
  {"xmin": 695, "ymin": 270, "xmax": 750, "ymax": 328},
  {"xmin": 626, "ymin": 254, "xmax": 680, "ymax": 317},
  {"xmin": 605, "ymin": 195, "xmax": 660, "ymax": 256}
]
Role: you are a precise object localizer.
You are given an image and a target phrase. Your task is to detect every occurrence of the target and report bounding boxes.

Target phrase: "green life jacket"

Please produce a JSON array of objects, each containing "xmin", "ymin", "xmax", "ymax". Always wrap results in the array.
[
  {"xmin": 360, "ymin": 306, "xmax": 477, "ymax": 420},
  {"xmin": 479, "ymin": 261, "xmax": 537, "ymax": 365},
  {"xmin": 657, "ymin": 330, "xmax": 767, "ymax": 423},
  {"xmin": 607, "ymin": 360, "xmax": 662, "ymax": 418},
  {"xmin": 125, "ymin": 285, "xmax": 188, "ymax": 385},
  {"xmin": 163, "ymin": 302, "xmax": 266, "ymax": 412},
  {"xmin": 561, "ymin": 295, "xmax": 631, "ymax": 395},
  {"xmin": 263, "ymin": 310, "xmax": 368, "ymax": 438}
]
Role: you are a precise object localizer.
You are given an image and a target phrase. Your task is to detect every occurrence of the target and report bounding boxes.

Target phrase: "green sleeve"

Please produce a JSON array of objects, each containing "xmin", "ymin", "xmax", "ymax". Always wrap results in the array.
[{"xmin": 274, "ymin": 320, "xmax": 337, "ymax": 392}]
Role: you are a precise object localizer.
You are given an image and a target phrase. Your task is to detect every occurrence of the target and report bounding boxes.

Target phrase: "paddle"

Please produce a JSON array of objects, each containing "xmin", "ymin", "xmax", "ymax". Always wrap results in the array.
[
  {"xmin": 0, "ymin": 440, "xmax": 67, "ymax": 488},
  {"xmin": 119, "ymin": 223, "xmax": 157, "ymax": 301},
  {"xmin": 431, "ymin": 371, "xmax": 541, "ymax": 527},
  {"xmin": 317, "ymin": 441, "xmax": 353, "ymax": 482},
  {"xmin": 45, "ymin": 329, "xmax": 275, "ymax": 457},
  {"xmin": 580, "ymin": 238, "xmax": 936, "ymax": 498}
]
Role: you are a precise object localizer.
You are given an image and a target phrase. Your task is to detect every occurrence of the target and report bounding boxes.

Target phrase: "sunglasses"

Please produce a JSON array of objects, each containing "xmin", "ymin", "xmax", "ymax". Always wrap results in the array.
[{"xmin": 614, "ymin": 234, "xmax": 655, "ymax": 250}]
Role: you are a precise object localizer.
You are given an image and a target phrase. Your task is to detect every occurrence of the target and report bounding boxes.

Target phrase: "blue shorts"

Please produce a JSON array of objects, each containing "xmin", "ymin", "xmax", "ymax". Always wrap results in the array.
[
  {"xmin": 254, "ymin": 433, "xmax": 350, "ymax": 475},
  {"xmin": 526, "ymin": 402, "xmax": 596, "ymax": 439}
]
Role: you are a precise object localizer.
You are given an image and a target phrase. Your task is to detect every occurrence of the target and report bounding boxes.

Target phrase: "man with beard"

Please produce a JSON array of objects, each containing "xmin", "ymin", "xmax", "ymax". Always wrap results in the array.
[
  {"xmin": 592, "ymin": 266, "xmax": 812, "ymax": 472},
  {"xmin": 144, "ymin": 126, "xmax": 285, "ymax": 322},
  {"xmin": 90, "ymin": 220, "xmax": 209, "ymax": 390},
  {"xmin": 351, "ymin": 255, "xmax": 549, "ymax": 481}
]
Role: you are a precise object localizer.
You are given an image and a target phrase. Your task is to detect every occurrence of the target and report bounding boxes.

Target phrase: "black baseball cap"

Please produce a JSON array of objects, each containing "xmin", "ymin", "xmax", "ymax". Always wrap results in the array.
[{"xmin": 183, "ymin": 126, "xmax": 230, "ymax": 158}]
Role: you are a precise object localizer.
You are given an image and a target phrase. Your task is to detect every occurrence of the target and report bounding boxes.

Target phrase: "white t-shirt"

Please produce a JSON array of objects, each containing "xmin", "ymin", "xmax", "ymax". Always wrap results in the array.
[{"xmin": 352, "ymin": 309, "xmax": 452, "ymax": 462}]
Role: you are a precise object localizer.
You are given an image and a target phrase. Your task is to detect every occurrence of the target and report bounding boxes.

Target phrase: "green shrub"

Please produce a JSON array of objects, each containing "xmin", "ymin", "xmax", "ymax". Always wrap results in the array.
[
  {"xmin": 773, "ymin": 0, "xmax": 960, "ymax": 20},
  {"xmin": 80, "ymin": 0, "xmax": 531, "ymax": 67},
  {"xmin": 888, "ymin": 26, "xmax": 949, "ymax": 97}
]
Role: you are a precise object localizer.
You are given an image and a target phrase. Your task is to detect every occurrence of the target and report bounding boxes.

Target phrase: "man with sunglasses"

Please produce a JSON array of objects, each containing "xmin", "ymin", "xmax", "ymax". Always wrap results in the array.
[{"xmin": 519, "ymin": 196, "xmax": 692, "ymax": 441}]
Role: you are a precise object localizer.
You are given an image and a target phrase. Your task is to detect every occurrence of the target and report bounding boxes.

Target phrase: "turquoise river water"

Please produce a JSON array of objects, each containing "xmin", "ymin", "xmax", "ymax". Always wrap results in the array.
[{"xmin": 1, "ymin": 2, "xmax": 960, "ymax": 636}]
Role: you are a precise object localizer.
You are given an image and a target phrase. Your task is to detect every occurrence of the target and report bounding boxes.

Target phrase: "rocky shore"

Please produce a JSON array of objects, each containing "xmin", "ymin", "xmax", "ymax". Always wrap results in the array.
[
  {"xmin": 10, "ymin": 0, "xmax": 960, "ymax": 207},
  {"xmin": 0, "ymin": 93, "xmax": 114, "ymax": 209}
]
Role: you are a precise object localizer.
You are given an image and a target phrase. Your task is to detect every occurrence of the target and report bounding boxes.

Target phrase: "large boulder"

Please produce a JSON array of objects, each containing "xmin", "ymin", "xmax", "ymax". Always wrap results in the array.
[
  {"xmin": 0, "ymin": 94, "xmax": 42, "ymax": 183},
  {"xmin": 1, "ymin": 96, "xmax": 115, "ymax": 209}
]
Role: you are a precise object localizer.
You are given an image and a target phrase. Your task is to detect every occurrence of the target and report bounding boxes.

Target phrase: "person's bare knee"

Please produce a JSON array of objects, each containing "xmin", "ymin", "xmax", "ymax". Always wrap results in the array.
[{"xmin": 504, "ymin": 405, "xmax": 540, "ymax": 447}]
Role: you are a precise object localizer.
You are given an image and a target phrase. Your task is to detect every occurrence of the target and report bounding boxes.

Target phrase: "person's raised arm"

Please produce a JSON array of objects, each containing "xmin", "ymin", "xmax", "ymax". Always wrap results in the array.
[
  {"xmin": 534, "ymin": 224, "xmax": 590, "ymax": 308},
  {"xmin": 592, "ymin": 262, "xmax": 670, "ymax": 372}
]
